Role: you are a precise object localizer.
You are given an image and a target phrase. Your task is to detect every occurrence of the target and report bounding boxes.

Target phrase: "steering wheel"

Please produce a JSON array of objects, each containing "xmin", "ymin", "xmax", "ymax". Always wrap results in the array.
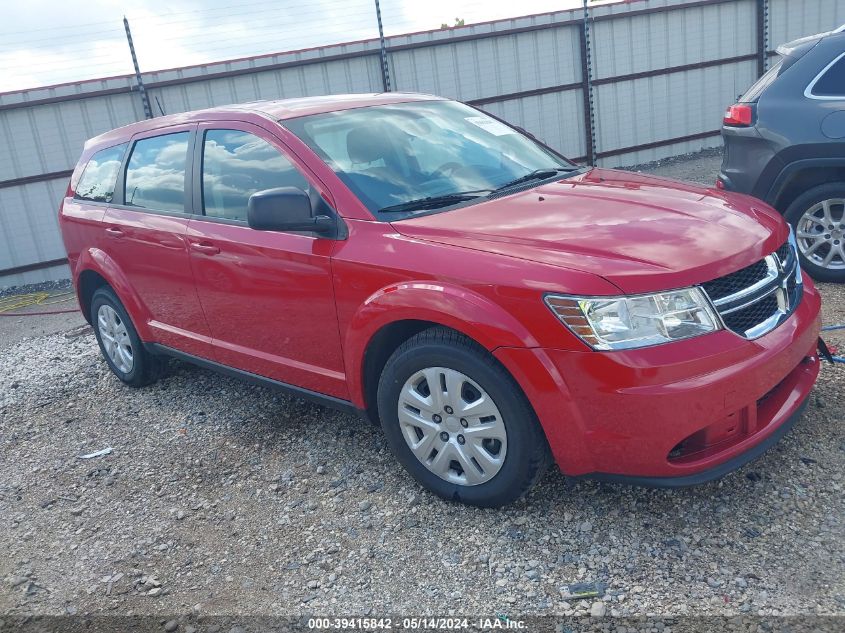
[{"xmin": 430, "ymin": 161, "xmax": 464, "ymax": 180}]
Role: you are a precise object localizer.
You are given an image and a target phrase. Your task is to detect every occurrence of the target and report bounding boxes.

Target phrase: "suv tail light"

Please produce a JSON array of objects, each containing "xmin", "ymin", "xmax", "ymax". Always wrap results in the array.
[{"xmin": 723, "ymin": 104, "xmax": 754, "ymax": 127}]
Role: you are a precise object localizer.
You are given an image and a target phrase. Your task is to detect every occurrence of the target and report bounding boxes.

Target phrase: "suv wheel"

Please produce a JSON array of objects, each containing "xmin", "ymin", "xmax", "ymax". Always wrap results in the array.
[
  {"xmin": 91, "ymin": 287, "xmax": 162, "ymax": 387},
  {"xmin": 784, "ymin": 184, "xmax": 845, "ymax": 282},
  {"xmin": 377, "ymin": 327, "xmax": 548, "ymax": 507}
]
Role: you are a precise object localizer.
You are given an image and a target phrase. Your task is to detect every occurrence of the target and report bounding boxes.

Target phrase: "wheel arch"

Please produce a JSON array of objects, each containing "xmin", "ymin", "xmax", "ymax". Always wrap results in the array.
[
  {"xmin": 346, "ymin": 281, "xmax": 539, "ymax": 414},
  {"xmin": 359, "ymin": 319, "xmax": 435, "ymax": 423},
  {"xmin": 766, "ymin": 158, "xmax": 845, "ymax": 212},
  {"xmin": 72, "ymin": 248, "xmax": 153, "ymax": 338},
  {"xmin": 77, "ymin": 269, "xmax": 109, "ymax": 323}
]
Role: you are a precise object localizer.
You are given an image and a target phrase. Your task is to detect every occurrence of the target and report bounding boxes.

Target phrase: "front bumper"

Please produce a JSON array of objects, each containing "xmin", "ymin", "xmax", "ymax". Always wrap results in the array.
[{"xmin": 495, "ymin": 279, "xmax": 822, "ymax": 480}]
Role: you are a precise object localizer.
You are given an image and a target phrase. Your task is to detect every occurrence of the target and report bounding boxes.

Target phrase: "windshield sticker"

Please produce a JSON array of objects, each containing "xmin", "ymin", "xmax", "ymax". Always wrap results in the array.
[{"xmin": 465, "ymin": 116, "xmax": 516, "ymax": 136}]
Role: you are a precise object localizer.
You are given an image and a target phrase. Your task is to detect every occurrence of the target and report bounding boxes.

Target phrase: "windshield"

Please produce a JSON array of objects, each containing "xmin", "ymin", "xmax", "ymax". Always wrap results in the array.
[{"xmin": 282, "ymin": 100, "xmax": 575, "ymax": 216}]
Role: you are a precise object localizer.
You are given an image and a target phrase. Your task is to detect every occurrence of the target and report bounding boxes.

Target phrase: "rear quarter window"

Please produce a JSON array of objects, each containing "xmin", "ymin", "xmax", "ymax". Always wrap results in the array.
[
  {"xmin": 74, "ymin": 144, "xmax": 127, "ymax": 203},
  {"xmin": 810, "ymin": 53, "xmax": 845, "ymax": 97}
]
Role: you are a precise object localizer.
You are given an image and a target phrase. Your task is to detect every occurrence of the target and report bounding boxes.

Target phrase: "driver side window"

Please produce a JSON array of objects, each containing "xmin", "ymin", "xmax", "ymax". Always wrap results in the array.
[{"xmin": 201, "ymin": 129, "xmax": 310, "ymax": 221}]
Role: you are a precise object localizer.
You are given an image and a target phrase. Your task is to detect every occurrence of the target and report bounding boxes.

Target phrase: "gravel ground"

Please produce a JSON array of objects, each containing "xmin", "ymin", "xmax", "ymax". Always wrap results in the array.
[
  {"xmin": 0, "ymin": 278, "xmax": 74, "ymax": 298},
  {"xmin": 1, "ymin": 151, "xmax": 843, "ymax": 628},
  {"xmin": 623, "ymin": 148, "xmax": 724, "ymax": 187}
]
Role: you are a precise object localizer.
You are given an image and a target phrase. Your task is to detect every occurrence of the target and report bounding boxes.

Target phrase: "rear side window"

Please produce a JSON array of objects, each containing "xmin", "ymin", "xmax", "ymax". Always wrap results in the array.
[
  {"xmin": 201, "ymin": 129, "xmax": 310, "ymax": 222},
  {"xmin": 74, "ymin": 144, "xmax": 127, "ymax": 202},
  {"xmin": 811, "ymin": 53, "xmax": 845, "ymax": 97},
  {"xmin": 124, "ymin": 132, "xmax": 190, "ymax": 213}
]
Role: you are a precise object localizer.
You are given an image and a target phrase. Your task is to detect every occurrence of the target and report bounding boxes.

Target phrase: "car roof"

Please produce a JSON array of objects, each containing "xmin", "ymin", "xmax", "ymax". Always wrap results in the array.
[{"xmin": 85, "ymin": 92, "xmax": 445, "ymax": 152}]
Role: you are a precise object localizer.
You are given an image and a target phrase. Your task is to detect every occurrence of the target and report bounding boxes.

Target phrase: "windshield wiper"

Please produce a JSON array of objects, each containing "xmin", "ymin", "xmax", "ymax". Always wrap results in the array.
[
  {"xmin": 378, "ymin": 190, "xmax": 491, "ymax": 214},
  {"xmin": 493, "ymin": 167, "xmax": 578, "ymax": 193}
]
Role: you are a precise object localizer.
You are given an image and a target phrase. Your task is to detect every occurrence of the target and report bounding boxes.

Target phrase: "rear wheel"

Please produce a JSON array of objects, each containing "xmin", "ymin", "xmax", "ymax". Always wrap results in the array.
[
  {"xmin": 784, "ymin": 183, "xmax": 845, "ymax": 282},
  {"xmin": 377, "ymin": 327, "xmax": 548, "ymax": 507},
  {"xmin": 90, "ymin": 287, "xmax": 161, "ymax": 387}
]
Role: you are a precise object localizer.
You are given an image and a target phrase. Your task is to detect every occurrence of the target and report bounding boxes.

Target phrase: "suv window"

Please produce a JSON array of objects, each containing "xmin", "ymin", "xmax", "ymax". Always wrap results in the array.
[
  {"xmin": 811, "ymin": 53, "xmax": 845, "ymax": 97},
  {"xmin": 124, "ymin": 132, "xmax": 190, "ymax": 213},
  {"xmin": 201, "ymin": 129, "xmax": 310, "ymax": 222},
  {"xmin": 74, "ymin": 143, "xmax": 127, "ymax": 203}
]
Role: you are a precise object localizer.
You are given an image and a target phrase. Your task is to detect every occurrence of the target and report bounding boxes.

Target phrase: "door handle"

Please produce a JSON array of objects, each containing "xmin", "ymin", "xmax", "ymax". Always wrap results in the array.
[
  {"xmin": 190, "ymin": 242, "xmax": 220, "ymax": 255},
  {"xmin": 104, "ymin": 227, "xmax": 124, "ymax": 238}
]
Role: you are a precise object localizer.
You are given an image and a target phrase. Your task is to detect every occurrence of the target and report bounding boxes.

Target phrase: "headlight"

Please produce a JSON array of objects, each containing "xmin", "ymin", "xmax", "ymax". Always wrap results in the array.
[{"xmin": 545, "ymin": 288, "xmax": 721, "ymax": 350}]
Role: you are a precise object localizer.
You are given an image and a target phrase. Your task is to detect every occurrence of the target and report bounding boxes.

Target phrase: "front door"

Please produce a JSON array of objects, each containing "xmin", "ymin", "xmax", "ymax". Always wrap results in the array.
[{"xmin": 186, "ymin": 122, "xmax": 347, "ymax": 399}]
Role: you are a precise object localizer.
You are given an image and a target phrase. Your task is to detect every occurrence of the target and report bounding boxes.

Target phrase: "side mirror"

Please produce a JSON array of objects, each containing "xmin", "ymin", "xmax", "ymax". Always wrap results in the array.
[{"xmin": 247, "ymin": 187, "xmax": 334, "ymax": 234}]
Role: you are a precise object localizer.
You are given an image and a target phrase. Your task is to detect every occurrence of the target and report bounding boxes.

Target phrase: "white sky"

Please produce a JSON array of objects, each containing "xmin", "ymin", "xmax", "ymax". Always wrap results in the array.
[{"xmin": 0, "ymin": 0, "xmax": 615, "ymax": 93}]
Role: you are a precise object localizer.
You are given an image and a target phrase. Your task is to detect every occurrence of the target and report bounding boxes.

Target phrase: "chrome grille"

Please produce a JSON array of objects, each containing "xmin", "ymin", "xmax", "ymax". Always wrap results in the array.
[
  {"xmin": 721, "ymin": 294, "xmax": 779, "ymax": 334},
  {"xmin": 701, "ymin": 259, "xmax": 769, "ymax": 301},
  {"xmin": 775, "ymin": 242, "xmax": 791, "ymax": 263},
  {"xmin": 701, "ymin": 238, "xmax": 803, "ymax": 339}
]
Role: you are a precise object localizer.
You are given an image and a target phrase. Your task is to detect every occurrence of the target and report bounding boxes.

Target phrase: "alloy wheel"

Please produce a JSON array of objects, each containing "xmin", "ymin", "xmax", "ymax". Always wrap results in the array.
[
  {"xmin": 97, "ymin": 304, "xmax": 134, "ymax": 374},
  {"xmin": 397, "ymin": 366, "xmax": 507, "ymax": 486},
  {"xmin": 796, "ymin": 198, "xmax": 845, "ymax": 270}
]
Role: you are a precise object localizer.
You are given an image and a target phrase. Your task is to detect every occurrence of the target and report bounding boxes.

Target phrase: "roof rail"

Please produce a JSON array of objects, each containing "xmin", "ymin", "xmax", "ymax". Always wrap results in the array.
[{"xmin": 778, "ymin": 24, "xmax": 844, "ymax": 56}]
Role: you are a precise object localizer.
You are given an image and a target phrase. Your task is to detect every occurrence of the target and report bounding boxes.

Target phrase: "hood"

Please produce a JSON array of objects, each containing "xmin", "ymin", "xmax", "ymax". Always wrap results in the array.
[{"xmin": 391, "ymin": 168, "xmax": 788, "ymax": 294}]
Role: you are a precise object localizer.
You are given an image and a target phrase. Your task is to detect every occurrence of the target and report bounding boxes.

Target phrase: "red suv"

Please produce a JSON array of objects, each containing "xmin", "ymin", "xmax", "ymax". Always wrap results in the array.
[{"xmin": 60, "ymin": 93, "xmax": 822, "ymax": 507}]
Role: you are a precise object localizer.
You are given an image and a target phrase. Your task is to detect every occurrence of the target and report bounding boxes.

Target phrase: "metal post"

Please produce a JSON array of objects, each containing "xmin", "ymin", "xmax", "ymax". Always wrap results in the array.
[
  {"xmin": 374, "ymin": 0, "xmax": 391, "ymax": 92},
  {"xmin": 123, "ymin": 16, "xmax": 153, "ymax": 119},
  {"xmin": 580, "ymin": 0, "xmax": 597, "ymax": 165},
  {"xmin": 756, "ymin": 0, "xmax": 770, "ymax": 76}
]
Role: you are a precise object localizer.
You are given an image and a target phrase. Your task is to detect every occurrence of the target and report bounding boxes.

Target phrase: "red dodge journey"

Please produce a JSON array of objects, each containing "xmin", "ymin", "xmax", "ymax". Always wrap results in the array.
[{"xmin": 59, "ymin": 93, "xmax": 822, "ymax": 506}]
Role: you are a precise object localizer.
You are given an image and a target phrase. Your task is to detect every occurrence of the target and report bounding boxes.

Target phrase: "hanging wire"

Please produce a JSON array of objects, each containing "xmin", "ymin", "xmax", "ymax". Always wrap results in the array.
[
  {"xmin": 0, "ymin": 0, "xmax": 379, "ymax": 92},
  {"xmin": 0, "ymin": 0, "xmax": 617, "ymax": 93}
]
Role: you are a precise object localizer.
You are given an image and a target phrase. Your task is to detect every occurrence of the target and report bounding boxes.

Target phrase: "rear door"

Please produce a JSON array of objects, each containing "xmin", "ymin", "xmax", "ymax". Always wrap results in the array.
[
  {"xmin": 186, "ymin": 122, "xmax": 347, "ymax": 399},
  {"xmin": 103, "ymin": 125, "xmax": 213, "ymax": 357}
]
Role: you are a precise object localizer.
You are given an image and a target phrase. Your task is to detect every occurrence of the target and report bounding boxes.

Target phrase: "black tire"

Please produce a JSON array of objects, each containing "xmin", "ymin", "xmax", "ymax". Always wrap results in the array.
[
  {"xmin": 376, "ymin": 327, "xmax": 549, "ymax": 507},
  {"xmin": 783, "ymin": 183, "xmax": 845, "ymax": 283},
  {"xmin": 90, "ymin": 287, "xmax": 162, "ymax": 387}
]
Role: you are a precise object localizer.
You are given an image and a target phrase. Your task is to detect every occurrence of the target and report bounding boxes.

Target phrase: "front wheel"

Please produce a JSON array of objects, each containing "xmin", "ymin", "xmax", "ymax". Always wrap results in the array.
[
  {"xmin": 784, "ymin": 184, "xmax": 845, "ymax": 283},
  {"xmin": 376, "ymin": 327, "xmax": 548, "ymax": 507}
]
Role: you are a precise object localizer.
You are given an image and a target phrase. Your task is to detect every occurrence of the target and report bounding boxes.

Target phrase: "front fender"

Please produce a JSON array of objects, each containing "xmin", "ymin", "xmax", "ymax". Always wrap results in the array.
[
  {"xmin": 344, "ymin": 281, "xmax": 539, "ymax": 408},
  {"xmin": 73, "ymin": 248, "xmax": 154, "ymax": 340}
]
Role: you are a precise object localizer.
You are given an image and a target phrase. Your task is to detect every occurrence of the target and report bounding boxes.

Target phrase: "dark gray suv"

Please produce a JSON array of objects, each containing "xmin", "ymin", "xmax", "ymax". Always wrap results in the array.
[{"xmin": 719, "ymin": 25, "xmax": 845, "ymax": 282}]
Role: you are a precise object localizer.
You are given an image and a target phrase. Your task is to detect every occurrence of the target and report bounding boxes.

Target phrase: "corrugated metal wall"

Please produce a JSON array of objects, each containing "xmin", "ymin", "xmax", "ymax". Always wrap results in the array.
[
  {"xmin": 769, "ymin": 0, "xmax": 845, "ymax": 48},
  {"xmin": 1, "ymin": 0, "xmax": 842, "ymax": 287},
  {"xmin": 389, "ymin": 20, "xmax": 587, "ymax": 158},
  {"xmin": 591, "ymin": 0, "xmax": 759, "ymax": 165}
]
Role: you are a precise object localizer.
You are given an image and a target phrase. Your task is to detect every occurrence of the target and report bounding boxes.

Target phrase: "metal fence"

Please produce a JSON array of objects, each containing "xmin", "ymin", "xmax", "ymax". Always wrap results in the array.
[{"xmin": 1, "ymin": 0, "xmax": 843, "ymax": 287}]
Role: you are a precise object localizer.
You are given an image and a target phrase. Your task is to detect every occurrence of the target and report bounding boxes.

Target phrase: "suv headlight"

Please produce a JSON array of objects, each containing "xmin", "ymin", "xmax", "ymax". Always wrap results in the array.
[{"xmin": 545, "ymin": 288, "xmax": 721, "ymax": 350}]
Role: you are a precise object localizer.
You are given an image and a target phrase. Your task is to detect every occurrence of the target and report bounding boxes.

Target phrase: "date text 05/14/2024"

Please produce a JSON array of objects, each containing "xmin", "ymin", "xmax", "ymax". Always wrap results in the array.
[{"xmin": 307, "ymin": 617, "xmax": 526, "ymax": 630}]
